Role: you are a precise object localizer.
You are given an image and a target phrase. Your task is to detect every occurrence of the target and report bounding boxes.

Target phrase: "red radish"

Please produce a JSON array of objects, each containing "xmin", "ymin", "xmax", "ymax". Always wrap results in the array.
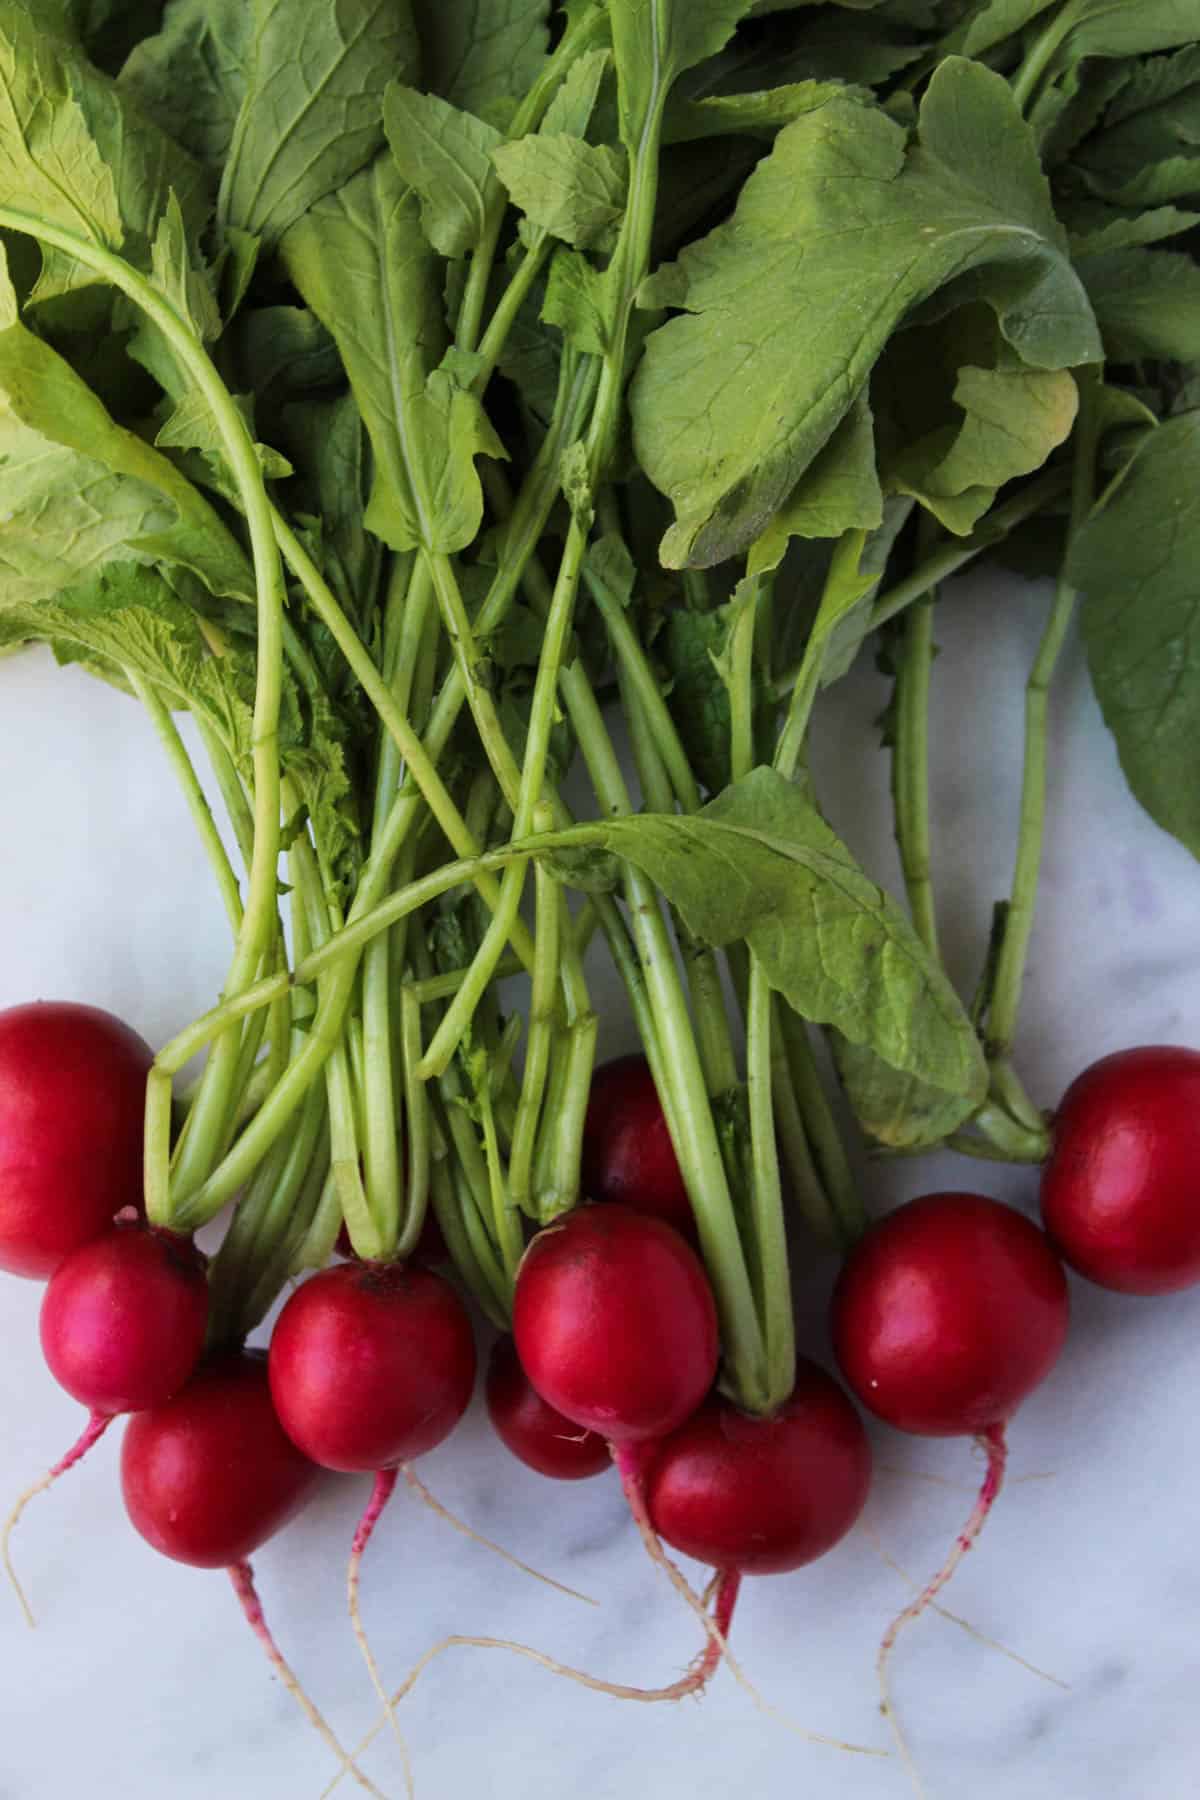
[
  {"xmin": 3, "ymin": 1225, "xmax": 210, "ymax": 1624},
  {"xmin": 0, "ymin": 1001, "xmax": 152, "ymax": 1279},
  {"xmin": 831, "ymin": 1193, "xmax": 1068, "ymax": 1439},
  {"xmin": 582, "ymin": 1055, "xmax": 692, "ymax": 1231},
  {"xmin": 122, "ymin": 1353, "xmax": 384, "ymax": 1798},
  {"xmin": 122, "ymin": 1350, "xmax": 321, "ymax": 1568},
  {"xmin": 268, "ymin": 1262, "xmax": 476, "ymax": 1473},
  {"xmin": 268, "ymin": 1260, "xmax": 475, "ymax": 1757},
  {"xmin": 486, "ymin": 1336, "xmax": 609, "ymax": 1480},
  {"xmin": 40, "ymin": 1225, "xmax": 209, "ymax": 1416},
  {"xmin": 830, "ymin": 1192, "xmax": 1069, "ymax": 1735},
  {"xmin": 513, "ymin": 1203, "xmax": 718, "ymax": 1443},
  {"xmin": 1040, "ymin": 1045, "xmax": 1200, "ymax": 1294},
  {"xmin": 645, "ymin": 1362, "xmax": 871, "ymax": 1575}
]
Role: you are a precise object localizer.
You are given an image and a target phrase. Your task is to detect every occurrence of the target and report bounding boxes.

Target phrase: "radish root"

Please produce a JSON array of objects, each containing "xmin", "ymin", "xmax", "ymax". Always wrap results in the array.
[
  {"xmin": 876, "ymin": 1423, "xmax": 1009, "ymax": 1795},
  {"xmin": 3, "ymin": 1410, "xmax": 112, "ymax": 1627},
  {"xmin": 228, "ymin": 1559, "xmax": 390, "ymax": 1800},
  {"xmin": 347, "ymin": 1471, "xmax": 414, "ymax": 1800},
  {"xmin": 401, "ymin": 1464, "xmax": 597, "ymax": 1605}
]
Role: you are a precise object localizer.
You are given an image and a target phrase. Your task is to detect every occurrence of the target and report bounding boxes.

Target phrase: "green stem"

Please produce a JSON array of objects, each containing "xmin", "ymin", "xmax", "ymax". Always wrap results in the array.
[
  {"xmin": 768, "ymin": 1009, "xmax": 838, "ymax": 1247},
  {"xmin": 987, "ymin": 373, "xmax": 1100, "ymax": 1065},
  {"xmin": 472, "ymin": 237, "xmax": 550, "ymax": 394},
  {"xmin": 126, "ymin": 670, "xmax": 242, "ymax": 936},
  {"xmin": 1009, "ymin": 9, "xmax": 1072, "ymax": 114},
  {"xmin": 508, "ymin": 807, "xmax": 561, "ymax": 1216},
  {"xmin": 533, "ymin": 893, "xmax": 597, "ymax": 1219},
  {"xmin": 745, "ymin": 962, "xmax": 795, "ymax": 1409},
  {"xmin": 0, "ymin": 216, "xmax": 290, "ymax": 1213},
  {"xmin": 777, "ymin": 1003, "xmax": 865, "ymax": 1244},
  {"xmin": 891, "ymin": 581, "xmax": 940, "ymax": 957}
]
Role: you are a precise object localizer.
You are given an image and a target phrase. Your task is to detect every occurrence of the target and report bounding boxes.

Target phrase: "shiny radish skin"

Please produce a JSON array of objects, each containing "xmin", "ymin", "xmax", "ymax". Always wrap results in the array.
[
  {"xmin": 0, "ymin": 1002, "xmax": 152, "ymax": 1279},
  {"xmin": 831, "ymin": 1193, "xmax": 1069, "ymax": 1436},
  {"xmin": 121, "ymin": 1352, "xmax": 322, "ymax": 1568},
  {"xmin": 486, "ymin": 1336, "xmax": 610, "ymax": 1481},
  {"xmin": 268, "ymin": 1263, "xmax": 476, "ymax": 1472},
  {"xmin": 40, "ymin": 1226, "xmax": 209, "ymax": 1415},
  {"xmin": 513, "ymin": 1204, "xmax": 719, "ymax": 1443},
  {"xmin": 645, "ymin": 1363, "xmax": 872, "ymax": 1575},
  {"xmin": 582, "ymin": 1055, "xmax": 692, "ymax": 1231},
  {"xmin": 1041, "ymin": 1046, "xmax": 1200, "ymax": 1294}
]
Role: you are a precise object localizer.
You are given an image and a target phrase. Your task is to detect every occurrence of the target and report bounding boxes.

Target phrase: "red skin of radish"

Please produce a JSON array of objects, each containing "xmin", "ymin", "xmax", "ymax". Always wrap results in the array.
[
  {"xmin": 121, "ymin": 1352, "xmax": 321, "ymax": 1568},
  {"xmin": 39, "ymin": 1225, "xmax": 209, "ymax": 1415},
  {"xmin": 486, "ymin": 1336, "xmax": 609, "ymax": 1480},
  {"xmin": 267, "ymin": 1262, "xmax": 476, "ymax": 1472},
  {"xmin": 513, "ymin": 1203, "xmax": 719, "ymax": 1443},
  {"xmin": 582, "ymin": 1055, "xmax": 693, "ymax": 1232},
  {"xmin": 0, "ymin": 1002, "xmax": 152, "ymax": 1279},
  {"xmin": 644, "ymin": 1362, "xmax": 871, "ymax": 1575},
  {"xmin": 1040, "ymin": 1046, "xmax": 1200, "ymax": 1295},
  {"xmin": 831, "ymin": 1192, "xmax": 1069, "ymax": 1436}
]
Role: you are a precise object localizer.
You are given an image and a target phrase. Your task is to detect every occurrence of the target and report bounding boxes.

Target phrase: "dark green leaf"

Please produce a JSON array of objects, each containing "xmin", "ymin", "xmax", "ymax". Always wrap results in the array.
[
  {"xmin": 414, "ymin": 0, "xmax": 551, "ymax": 124},
  {"xmin": 1077, "ymin": 248, "xmax": 1200, "ymax": 363},
  {"xmin": 1072, "ymin": 412, "xmax": 1200, "ymax": 860}
]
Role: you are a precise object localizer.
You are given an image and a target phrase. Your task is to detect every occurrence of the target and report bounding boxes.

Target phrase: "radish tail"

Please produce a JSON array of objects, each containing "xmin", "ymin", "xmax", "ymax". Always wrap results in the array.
[
  {"xmin": 346, "ymin": 1470, "xmax": 414, "ymax": 1800},
  {"xmin": 401, "ymin": 1463, "xmax": 596, "ymax": 1605},
  {"xmin": 877, "ymin": 1422, "xmax": 1009, "ymax": 1795},
  {"xmin": 228, "ymin": 1559, "xmax": 391, "ymax": 1800},
  {"xmin": 3, "ymin": 1410, "xmax": 112, "ymax": 1627}
]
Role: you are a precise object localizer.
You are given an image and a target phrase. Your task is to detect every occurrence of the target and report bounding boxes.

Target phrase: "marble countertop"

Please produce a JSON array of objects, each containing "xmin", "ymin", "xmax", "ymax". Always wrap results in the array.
[{"xmin": 1, "ymin": 564, "xmax": 1197, "ymax": 1800}]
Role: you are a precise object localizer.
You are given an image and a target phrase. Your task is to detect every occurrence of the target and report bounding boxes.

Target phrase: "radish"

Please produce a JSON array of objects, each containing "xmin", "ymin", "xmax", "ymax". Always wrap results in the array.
[
  {"xmin": 121, "ymin": 1351, "xmax": 385, "ymax": 1796},
  {"xmin": 512, "ymin": 1203, "xmax": 718, "ymax": 1443},
  {"xmin": 3, "ymin": 1225, "xmax": 209, "ymax": 1623},
  {"xmin": 485, "ymin": 1336, "xmax": 609, "ymax": 1480},
  {"xmin": 830, "ymin": 1192, "xmax": 1068, "ymax": 1738},
  {"xmin": 582, "ymin": 1055, "xmax": 693, "ymax": 1232},
  {"xmin": 268, "ymin": 1260, "xmax": 476, "ymax": 1759},
  {"xmin": 122, "ymin": 1350, "xmax": 321, "ymax": 1568},
  {"xmin": 1040, "ymin": 1045, "xmax": 1200, "ymax": 1294},
  {"xmin": 0, "ymin": 1002, "xmax": 152, "ymax": 1279},
  {"xmin": 644, "ymin": 1361, "xmax": 871, "ymax": 1575}
]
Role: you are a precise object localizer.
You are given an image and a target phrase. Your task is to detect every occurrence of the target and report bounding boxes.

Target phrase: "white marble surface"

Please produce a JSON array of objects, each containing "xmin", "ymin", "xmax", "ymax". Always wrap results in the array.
[{"xmin": 1, "ymin": 565, "xmax": 1199, "ymax": 1800}]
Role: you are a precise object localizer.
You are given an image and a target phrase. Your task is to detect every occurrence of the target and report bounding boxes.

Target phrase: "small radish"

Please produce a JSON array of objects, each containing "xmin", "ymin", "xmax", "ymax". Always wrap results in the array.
[
  {"xmin": 122, "ymin": 1350, "xmax": 321, "ymax": 1569},
  {"xmin": 512, "ymin": 1203, "xmax": 718, "ymax": 1443},
  {"xmin": 268, "ymin": 1261, "xmax": 476, "ymax": 1758},
  {"xmin": 3, "ymin": 1225, "xmax": 209, "ymax": 1623},
  {"xmin": 1040, "ymin": 1045, "xmax": 1200, "ymax": 1294},
  {"xmin": 645, "ymin": 1361, "xmax": 871, "ymax": 1575},
  {"xmin": 0, "ymin": 1001, "xmax": 152, "ymax": 1279},
  {"xmin": 582, "ymin": 1055, "xmax": 693, "ymax": 1231},
  {"xmin": 486, "ymin": 1336, "xmax": 609, "ymax": 1480},
  {"xmin": 831, "ymin": 1192, "xmax": 1068, "ymax": 1741},
  {"xmin": 514, "ymin": 1204, "xmax": 725, "ymax": 1696},
  {"xmin": 121, "ymin": 1352, "xmax": 381, "ymax": 1797}
]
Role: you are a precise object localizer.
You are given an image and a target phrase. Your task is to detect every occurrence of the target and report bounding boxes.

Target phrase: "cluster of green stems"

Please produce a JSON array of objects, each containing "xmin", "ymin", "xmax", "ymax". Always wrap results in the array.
[{"xmin": 0, "ymin": 11, "xmax": 1099, "ymax": 1417}]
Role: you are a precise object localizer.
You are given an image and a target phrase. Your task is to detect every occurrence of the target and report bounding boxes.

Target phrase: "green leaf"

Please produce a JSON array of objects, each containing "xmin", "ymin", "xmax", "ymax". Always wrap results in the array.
[
  {"xmin": 553, "ymin": 767, "xmax": 987, "ymax": 1100},
  {"xmin": 632, "ymin": 60, "xmax": 1099, "ymax": 568},
  {"xmin": 608, "ymin": 0, "xmax": 760, "ymax": 147},
  {"xmin": 1071, "ymin": 412, "xmax": 1200, "ymax": 860},
  {"xmin": 493, "ymin": 135, "xmax": 626, "ymax": 249},
  {"xmin": 119, "ymin": 0, "xmax": 251, "ymax": 171},
  {"xmin": 414, "ymin": 0, "xmax": 551, "ymax": 124},
  {"xmin": 1050, "ymin": 0, "xmax": 1200, "ymax": 67},
  {"xmin": 542, "ymin": 246, "xmax": 608, "ymax": 353},
  {"xmin": 0, "ymin": 263, "xmax": 252, "ymax": 603},
  {"xmin": 277, "ymin": 389, "xmax": 382, "ymax": 623},
  {"xmin": 876, "ymin": 309, "xmax": 1079, "ymax": 534},
  {"xmin": 664, "ymin": 78, "xmax": 851, "ymax": 144},
  {"xmin": 949, "ymin": 0, "xmax": 1057, "ymax": 56},
  {"xmin": 541, "ymin": 45, "xmax": 611, "ymax": 137},
  {"xmin": 1076, "ymin": 248, "xmax": 1200, "ymax": 363},
  {"xmin": 1074, "ymin": 44, "xmax": 1200, "ymax": 203},
  {"xmin": 0, "ymin": 1, "xmax": 121, "ymax": 247},
  {"xmin": 384, "ymin": 83, "xmax": 503, "ymax": 258},
  {"xmin": 217, "ymin": 0, "xmax": 419, "ymax": 247},
  {"xmin": 832, "ymin": 1038, "xmax": 982, "ymax": 1148},
  {"xmin": 279, "ymin": 154, "xmax": 447, "ymax": 548},
  {"xmin": 747, "ymin": 391, "xmax": 883, "ymax": 576},
  {"xmin": 1064, "ymin": 200, "xmax": 1200, "ymax": 254}
]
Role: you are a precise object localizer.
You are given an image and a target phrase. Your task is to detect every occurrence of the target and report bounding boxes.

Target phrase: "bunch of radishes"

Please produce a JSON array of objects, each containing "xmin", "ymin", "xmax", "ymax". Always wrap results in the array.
[{"xmin": 5, "ymin": 985, "xmax": 1199, "ymax": 1751}]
